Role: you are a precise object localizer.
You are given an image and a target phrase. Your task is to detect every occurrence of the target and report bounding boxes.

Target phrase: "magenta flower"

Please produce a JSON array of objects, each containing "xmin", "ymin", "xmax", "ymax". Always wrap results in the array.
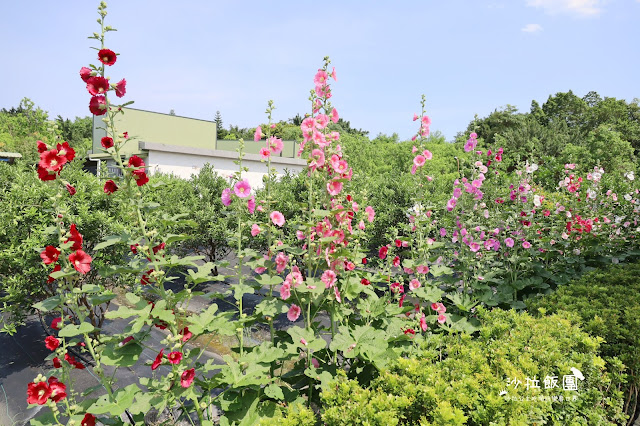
[
  {"xmin": 259, "ymin": 147, "xmax": 271, "ymax": 160},
  {"xmin": 180, "ymin": 369, "xmax": 195, "ymax": 388},
  {"xmin": 275, "ymin": 252, "xmax": 289, "ymax": 274},
  {"xmin": 505, "ymin": 237, "xmax": 515, "ymax": 248},
  {"xmin": 234, "ymin": 180, "xmax": 251, "ymax": 198},
  {"xmin": 365, "ymin": 206, "xmax": 375, "ymax": 223},
  {"xmin": 79, "ymin": 66, "xmax": 92, "ymax": 82},
  {"xmin": 251, "ymin": 224, "xmax": 261, "ymax": 237},
  {"xmin": 522, "ymin": 241, "xmax": 532, "ymax": 249},
  {"xmin": 114, "ymin": 78, "xmax": 127, "ymax": 98},
  {"xmin": 287, "ymin": 304, "xmax": 301, "ymax": 322},
  {"xmin": 270, "ymin": 211, "xmax": 285, "ymax": 227},
  {"xmin": 247, "ymin": 196, "xmax": 255, "ymax": 214},
  {"xmin": 420, "ymin": 314, "xmax": 428, "ymax": 332},
  {"xmin": 221, "ymin": 188, "xmax": 232, "ymax": 206},
  {"xmin": 469, "ymin": 242, "xmax": 480, "ymax": 252},
  {"xmin": 446, "ymin": 198, "xmax": 457, "ymax": 211},
  {"xmin": 268, "ymin": 136, "xmax": 284, "ymax": 155}
]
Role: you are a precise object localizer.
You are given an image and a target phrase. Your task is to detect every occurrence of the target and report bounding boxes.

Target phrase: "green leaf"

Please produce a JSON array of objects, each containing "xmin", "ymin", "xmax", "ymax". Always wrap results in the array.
[
  {"xmin": 94, "ymin": 234, "xmax": 125, "ymax": 251},
  {"xmin": 101, "ymin": 342, "xmax": 143, "ymax": 367},
  {"xmin": 29, "ymin": 412, "xmax": 57, "ymax": 425},
  {"xmin": 264, "ymin": 384, "xmax": 285, "ymax": 400},
  {"xmin": 58, "ymin": 322, "xmax": 95, "ymax": 337},
  {"xmin": 88, "ymin": 384, "xmax": 140, "ymax": 415},
  {"xmin": 33, "ymin": 295, "xmax": 61, "ymax": 312}
]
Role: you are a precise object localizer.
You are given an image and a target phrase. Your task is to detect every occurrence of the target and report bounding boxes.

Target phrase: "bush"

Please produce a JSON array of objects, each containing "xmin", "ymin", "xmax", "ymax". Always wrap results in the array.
[
  {"xmin": 319, "ymin": 308, "xmax": 628, "ymax": 425},
  {"xmin": 527, "ymin": 262, "xmax": 640, "ymax": 423}
]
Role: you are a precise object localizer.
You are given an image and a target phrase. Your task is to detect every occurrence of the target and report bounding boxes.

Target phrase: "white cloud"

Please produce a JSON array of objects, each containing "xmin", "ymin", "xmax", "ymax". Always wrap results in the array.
[
  {"xmin": 521, "ymin": 23, "xmax": 543, "ymax": 32},
  {"xmin": 526, "ymin": 0, "xmax": 604, "ymax": 17}
]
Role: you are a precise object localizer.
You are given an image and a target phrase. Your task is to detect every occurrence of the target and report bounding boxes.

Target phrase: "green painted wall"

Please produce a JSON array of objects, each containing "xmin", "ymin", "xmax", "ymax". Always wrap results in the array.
[{"xmin": 92, "ymin": 108, "xmax": 216, "ymax": 156}]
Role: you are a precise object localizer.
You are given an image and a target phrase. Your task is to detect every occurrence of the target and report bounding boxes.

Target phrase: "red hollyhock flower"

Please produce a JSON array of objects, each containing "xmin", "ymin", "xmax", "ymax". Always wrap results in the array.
[
  {"xmin": 69, "ymin": 250, "xmax": 92, "ymax": 274},
  {"xmin": 37, "ymin": 140, "xmax": 47, "ymax": 153},
  {"xmin": 392, "ymin": 256, "xmax": 400, "ymax": 267},
  {"xmin": 48, "ymin": 377, "xmax": 67, "ymax": 402},
  {"xmin": 133, "ymin": 171, "xmax": 149, "ymax": 186},
  {"xmin": 51, "ymin": 317, "xmax": 62, "ymax": 330},
  {"xmin": 181, "ymin": 327, "xmax": 192, "ymax": 342},
  {"xmin": 151, "ymin": 349, "xmax": 164, "ymax": 370},
  {"xmin": 56, "ymin": 142, "xmax": 76, "ymax": 162},
  {"xmin": 26, "ymin": 382, "xmax": 51, "ymax": 405},
  {"xmin": 115, "ymin": 78, "xmax": 126, "ymax": 98},
  {"xmin": 100, "ymin": 136, "xmax": 114, "ymax": 149},
  {"xmin": 103, "ymin": 180, "xmax": 118, "ymax": 194},
  {"xmin": 130, "ymin": 243, "xmax": 139, "ymax": 254},
  {"xmin": 39, "ymin": 149, "xmax": 67, "ymax": 172},
  {"xmin": 128, "ymin": 155, "xmax": 145, "ymax": 169},
  {"xmin": 180, "ymin": 368, "xmax": 195, "ymax": 388},
  {"xmin": 361, "ymin": 278, "xmax": 370, "ymax": 286},
  {"xmin": 89, "ymin": 95, "xmax": 107, "ymax": 116},
  {"xmin": 167, "ymin": 351, "xmax": 183, "ymax": 365},
  {"xmin": 64, "ymin": 353, "xmax": 85, "ymax": 369},
  {"xmin": 140, "ymin": 269, "xmax": 153, "ymax": 286},
  {"xmin": 37, "ymin": 166, "xmax": 57, "ymax": 181},
  {"xmin": 68, "ymin": 224, "xmax": 83, "ymax": 251},
  {"xmin": 81, "ymin": 413, "xmax": 96, "ymax": 426},
  {"xmin": 47, "ymin": 264, "xmax": 61, "ymax": 283},
  {"xmin": 86, "ymin": 76, "xmax": 109, "ymax": 96},
  {"xmin": 40, "ymin": 246, "xmax": 61, "ymax": 265},
  {"xmin": 152, "ymin": 242, "xmax": 166, "ymax": 255},
  {"xmin": 378, "ymin": 246, "xmax": 388, "ymax": 260},
  {"xmin": 98, "ymin": 48, "xmax": 117, "ymax": 66},
  {"xmin": 66, "ymin": 184, "xmax": 77, "ymax": 196},
  {"xmin": 45, "ymin": 335, "xmax": 60, "ymax": 351},
  {"xmin": 52, "ymin": 357, "xmax": 62, "ymax": 368},
  {"xmin": 79, "ymin": 66, "xmax": 92, "ymax": 82}
]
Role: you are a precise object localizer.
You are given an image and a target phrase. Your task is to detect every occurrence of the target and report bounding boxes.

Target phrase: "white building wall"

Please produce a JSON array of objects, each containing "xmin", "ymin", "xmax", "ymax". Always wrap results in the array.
[{"xmin": 143, "ymin": 143, "xmax": 305, "ymax": 189}]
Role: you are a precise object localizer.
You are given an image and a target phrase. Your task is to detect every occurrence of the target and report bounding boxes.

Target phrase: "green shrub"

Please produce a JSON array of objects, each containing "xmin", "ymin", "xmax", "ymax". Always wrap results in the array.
[
  {"xmin": 527, "ymin": 262, "xmax": 640, "ymax": 423},
  {"xmin": 320, "ymin": 308, "xmax": 627, "ymax": 425}
]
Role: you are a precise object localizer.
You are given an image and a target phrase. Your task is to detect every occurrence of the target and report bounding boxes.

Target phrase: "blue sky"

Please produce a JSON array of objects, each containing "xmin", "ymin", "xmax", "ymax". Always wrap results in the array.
[{"xmin": 1, "ymin": 0, "xmax": 639, "ymax": 141}]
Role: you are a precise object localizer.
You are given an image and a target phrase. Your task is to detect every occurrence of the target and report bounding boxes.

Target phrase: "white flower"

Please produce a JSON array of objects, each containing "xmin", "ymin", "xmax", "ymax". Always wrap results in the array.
[
  {"xmin": 624, "ymin": 194, "xmax": 633, "ymax": 201},
  {"xmin": 586, "ymin": 188, "xmax": 597, "ymax": 200},
  {"xmin": 525, "ymin": 163, "xmax": 538, "ymax": 173},
  {"xmin": 533, "ymin": 195, "xmax": 542, "ymax": 207},
  {"xmin": 625, "ymin": 171, "xmax": 635, "ymax": 181}
]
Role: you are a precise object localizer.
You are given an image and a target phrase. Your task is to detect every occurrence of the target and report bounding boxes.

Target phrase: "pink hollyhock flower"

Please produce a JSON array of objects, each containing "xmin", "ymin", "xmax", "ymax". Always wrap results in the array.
[
  {"xmin": 41, "ymin": 246, "xmax": 61, "ymax": 265},
  {"xmin": 86, "ymin": 76, "xmax": 109, "ymax": 96},
  {"xmin": 365, "ymin": 206, "xmax": 375, "ymax": 223},
  {"xmin": 104, "ymin": 180, "xmax": 118, "ymax": 194},
  {"xmin": 469, "ymin": 242, "xmax": 480, "ymax": 252},
  {"xmin": 453, "ymin": 187, "xmax": 462, "ymax": 198},
  {"xmin": 413, "ymin": 155, "xmax": 426, "ymax": 167},
  {"xmin": 321, "ymin": 270, "xmax": 337, "ymax": 288},
  {"xmin": 440, "ymin": 228, "xmax": 447, "ymax": 237},
  {"xmin": 522, "ymin": 241, "xmax": 532, "ymax": 249},
  {"xmin": 251, "ymin": 224, "xmax": 261, "ymax": 237},
  {"xmin": 114, "ymin": 78, "xmax": 126, "ymax": 98},
  {"xmin": 270, "ymin": 211, "xmax": 285, "ymax": 227},
  {"xmin": 98, "ymin": 48, "xmax": 117, "ymax": 65},
  {"xmin": 437, "ymin": 313, "xmax": 447, "ymax": 324},
  {"xmin": 416, "ymin": 265, "xmax": 429, "ymax": 274},
  {"xmin": 504, "ymin": 237, "xmax": 515, "ymax": 248},
  {"xmin": 390, "ymin": 282, "xmax": 404, "ymax": 294},
  {"xmin": 247, "ymin": 196, "xmax": 256, "ymax": 214},
  {"xmin": 180, "ymin": 368, "xmax": 195, "ymax": 388},
  {"xmin": 334, "ymin": 286, "xmax": 342, "ymax": 303},
  {"xmin": 446, "ymin": 198, "xmax": 457, "ymax": 211},
  {"xmin": 268, "ymin": 136, "xmax": 284, "ymax": 154},
  {"xmin": 275, "ymin": 252, "xmax": 289, "ymax": 273},
  {"xmin": 101, "ymin": 136, "xmax": 114, "ymax": 149},
  {"xmin": 89, "ymin": 95, "xmax": 107, "ymax": 116},
  {"xmin": 69, "ymin": 250, "xmax": 92, "ymax": 274},
  {"xmin": 420, "ymin": 314, "xmax": 428, "ymax": 332},
  {"xmin": 151, "ymin": 349, "xmax": 164, "ymax": 370},
  {"xmin": 409, "ymin": 279, "xmax": 421, "ymax": 291},
  {"xmin": 358, "ymin": 220, "xmax": 365, "ymax": 230},
  {"xmin": 314, "ymin": 70, "xmax": 328, "ymax": 87},
  {"xmin": 254, "ymin": 126, "xmax": 262, "ymax": 141},
  {"xmin": 393, "ymin": 256, "xmax": 401, "ymax": 267},
  {"xmin": 413, "ymin": 113, "xmax": 419, "ymax": 121},
  {"xmin": 331, "ymin": 108, "xmax": 339, "ymax": 123},
  {"xmin": 315, "ymin": 114, "xmax": 329, "ymax": 129},
  {"xmin": 423, "ymin": 150, "xmax": 433, "ymax": 160},
  {"xmin": 234, "ymin": 179, "xmax": 251, "ymax": 198},
  {"xmin": 221, "ymin": 188, "xmax": 232, "ymax": 206},
  {"xmin": 331, "ymin": 66, "xmax": 337, "ymax": 81},
  {"xmin": 287, "ymin": 304, "xmax": 301, "ymax": 322},
  {"xmin": 280, "ymin": 283, "xmax": 291, "ymax": 300},
  {"xmin": 327, "ymin": 180, "xmax": 343, "ymax": 196},
  {"xmin": 296, "ymin": 230, "xmax": 305, "ymax": 240},
  {"xmin": 309, "ymin": 148, "xmax": 325, "ymax": 171},
  {"xmin": 79, "ymin": 66, "xmax": 92, "ymax": 82},
  {"xmin": 167, "ymin": 351, "xmax": 182, "ymax": 365}
]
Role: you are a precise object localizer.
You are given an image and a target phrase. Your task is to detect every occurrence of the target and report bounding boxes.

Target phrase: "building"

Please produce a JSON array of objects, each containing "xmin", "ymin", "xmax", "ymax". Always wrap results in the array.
[{"xmin": 88, "ymin": 108, "xmax": 305, "ymax": 188}]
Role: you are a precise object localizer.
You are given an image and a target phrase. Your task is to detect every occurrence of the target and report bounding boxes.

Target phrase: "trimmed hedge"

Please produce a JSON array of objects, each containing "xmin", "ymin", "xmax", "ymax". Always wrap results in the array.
[
  {"xmin": 318, "ymin": 308, "xmax": 627, "ymax": 425},
  {"xmin": 528, "ymin": 262, "xmax": 640, "ymax": 423}
]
